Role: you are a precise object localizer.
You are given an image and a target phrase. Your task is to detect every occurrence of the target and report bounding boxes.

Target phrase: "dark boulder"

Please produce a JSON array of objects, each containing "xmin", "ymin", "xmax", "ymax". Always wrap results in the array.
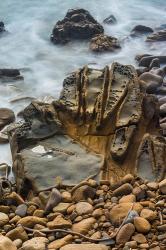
[
  {"xmin": 131, "ymin": 25, "xmax": 153, "ymax": 37},
  {"xmin": 103, "ymin": 15, "xmax": 117, "ymax": 24},
  {"xmin": 51, "ymin": 8, "xmax": 104, "ymax": 44},
  {"xmin": 0, "ymin": 69, "xmax": 23, "ymax": 81}
]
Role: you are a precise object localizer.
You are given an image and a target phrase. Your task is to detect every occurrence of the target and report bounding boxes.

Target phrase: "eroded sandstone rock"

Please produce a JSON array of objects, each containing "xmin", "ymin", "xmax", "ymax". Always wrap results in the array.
[{"xmin": 8, "ymin": 62, "xmax": 166, "ymax": 196}]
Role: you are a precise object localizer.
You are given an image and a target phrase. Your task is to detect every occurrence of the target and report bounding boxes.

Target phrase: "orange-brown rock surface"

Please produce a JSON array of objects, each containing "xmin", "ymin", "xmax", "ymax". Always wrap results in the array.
[{"xmin": 8, "ymin": 62, "xmax": 165, "ymax": 195}]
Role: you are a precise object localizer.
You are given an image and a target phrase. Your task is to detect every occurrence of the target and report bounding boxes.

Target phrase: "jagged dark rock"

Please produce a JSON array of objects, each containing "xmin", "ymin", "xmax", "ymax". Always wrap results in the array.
[
  {"xmin": 103, "ymin": 15, "xmax": 117, "ymax": 24},
  {"xmin": 50, "ymin": 8, "xmax": 104, "ymax": 44}
]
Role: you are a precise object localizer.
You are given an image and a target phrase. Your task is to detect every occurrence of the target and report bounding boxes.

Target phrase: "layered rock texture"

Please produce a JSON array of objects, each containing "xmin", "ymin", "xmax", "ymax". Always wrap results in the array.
[{"xmin": 8, "ymin": 62, "xmax": 166, "ymax": 195}]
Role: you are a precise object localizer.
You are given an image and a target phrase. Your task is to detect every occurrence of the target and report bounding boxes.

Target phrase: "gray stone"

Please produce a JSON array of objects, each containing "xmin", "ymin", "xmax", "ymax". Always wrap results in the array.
[{"xmin": 15, "ymin": 204, "xmax": 28, "ymax": 217}]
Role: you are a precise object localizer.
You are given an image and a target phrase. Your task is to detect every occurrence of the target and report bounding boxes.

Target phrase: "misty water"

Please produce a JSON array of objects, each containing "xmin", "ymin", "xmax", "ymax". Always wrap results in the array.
[{"xmin": 0, "ymin": 0, "xmax": 166, "ymax": 164}]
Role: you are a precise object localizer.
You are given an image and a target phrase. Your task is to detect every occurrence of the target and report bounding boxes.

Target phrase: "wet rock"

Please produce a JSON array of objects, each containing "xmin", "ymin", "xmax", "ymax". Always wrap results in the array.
[
  {"xmin": 60, "ymin": 244, "xmax": 109, "ymax": 250},
  {"xmin": 103, "ymin": 15, "xmax": 117, "ymax": 24},
  {"xmin": 72, "ymin": 217, "xmax": 96, "ymax": 234},
  {"xmin": 51, "ymin": 8, "xmax": 104, "ymax": 44},
  {"xmin": 159, "ymin": 96, "xmax": 166, "ymax": 106},
  {"xmin": 45, "ymin": 188, "xmax": 62, "ymax": 213},
  {"xmin": 6, "ymin": 225, "xmax": 28, "ymax": 242},
  {"xmin": 110, "ymin": 203, "xmax": 142, "ymax": 225},
  {"xmin": 159, "ymin": 179, "xmax": 166, "ymax": 194},
  {"xmin": 136, "ymin": 67, "xmax": 148, "ymax": 76},
  {"xmin": 90, "ymin": 34, "xmax": 120, "ymax": 52},
  {"xmin": 75, "ymin": 201, "xmax": 93, "ymax": 215},
  {"xmin": 157, "ymin": 86, "xmax": 166, "ymax": 95},
  {"xmin": 160, "ymin": 103, "xmax": 166, "ymax": 115},
  {"xmin": 20, "ymin": 237, "xmax": 48, "ymax": 250},
  {"xmin": 0, "ymin": 108, "xmax": 15, "ymax": 130},
  {"xmin": 138, "ymin": 55, "xmax": 166, "ymax": 67},
  {"xmin": 0, "ymin": 212, "xmax": 9, "ymax": 226},
  {"xmin": 9, "ymin": 62, "xmax": 166, "ymax": 194},
  {"xmin": 149, "ymin": 58, "xmax": 160, "ymax": 69},
  {"xmin": 116, "ymin": 223, "xmax": 135, "ymax": 244},
  {"xmin": 0, "ymin": 69, "xmax": 23, "ymax": 81},
  {"xmin": 15, "ymin": 204, "xmax": 27, "ymax": 217},
  {"xmin": 48, "ymin": 235, "xmax": 73, "ymax": 250},
  {"xmin": 146, "ymin": 29, "xmax": 166, "ymax": 42},
  {"xmin": 17, "ymin": 216, "xmax": 47, "ymax": 228},
  {"xmin": 139, "ymin": 72, "xmax": 163, "ymax": 94},
  {"xmin": 140, "ymin": 208, "xmax": 157, "ymax": 221},
  {"xmin": 47, "ymin": 215, "xmax": 72, "ymax": 229},
  {"xmin": 134, "ymin": 217, "xmax": 151, "ymax": 233},
  {"xmin": 112, "ymin": 183, "xmax": 133, "ymax": 197},
  {"xmin": 131, "ymin": 25, "xmax": 153, "ymax": 36},
  {"xmin": 0, "ymin": 235, "xmax": 17, "ymax": 250}
]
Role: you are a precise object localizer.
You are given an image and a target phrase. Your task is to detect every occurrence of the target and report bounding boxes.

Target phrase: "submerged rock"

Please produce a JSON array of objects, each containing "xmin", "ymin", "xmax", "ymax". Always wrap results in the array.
[
  {"xmin": 90, "ymin": 34, "xmax": 121, "ymax": 52},
  {"xmin": 0, "ymin": 22, "xmax": 6, "ymax": 34},
  {"xmin": 103, "ymin": 15, "xmax": 117, "ymax": 24},
  {"xmin": 51, "ymin": 8, "xmax": 104, "ymax": 44},
  {"xmin": 0, "ymin": 69, "xmax": 23, "ymax": 81},
  {"xmin": 146, "ymin": 29, "xmax": 166, "ymax": 42},
  {"xmin": 131, "ymin": 25, "xmax": 153, "ymax": 36}
]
